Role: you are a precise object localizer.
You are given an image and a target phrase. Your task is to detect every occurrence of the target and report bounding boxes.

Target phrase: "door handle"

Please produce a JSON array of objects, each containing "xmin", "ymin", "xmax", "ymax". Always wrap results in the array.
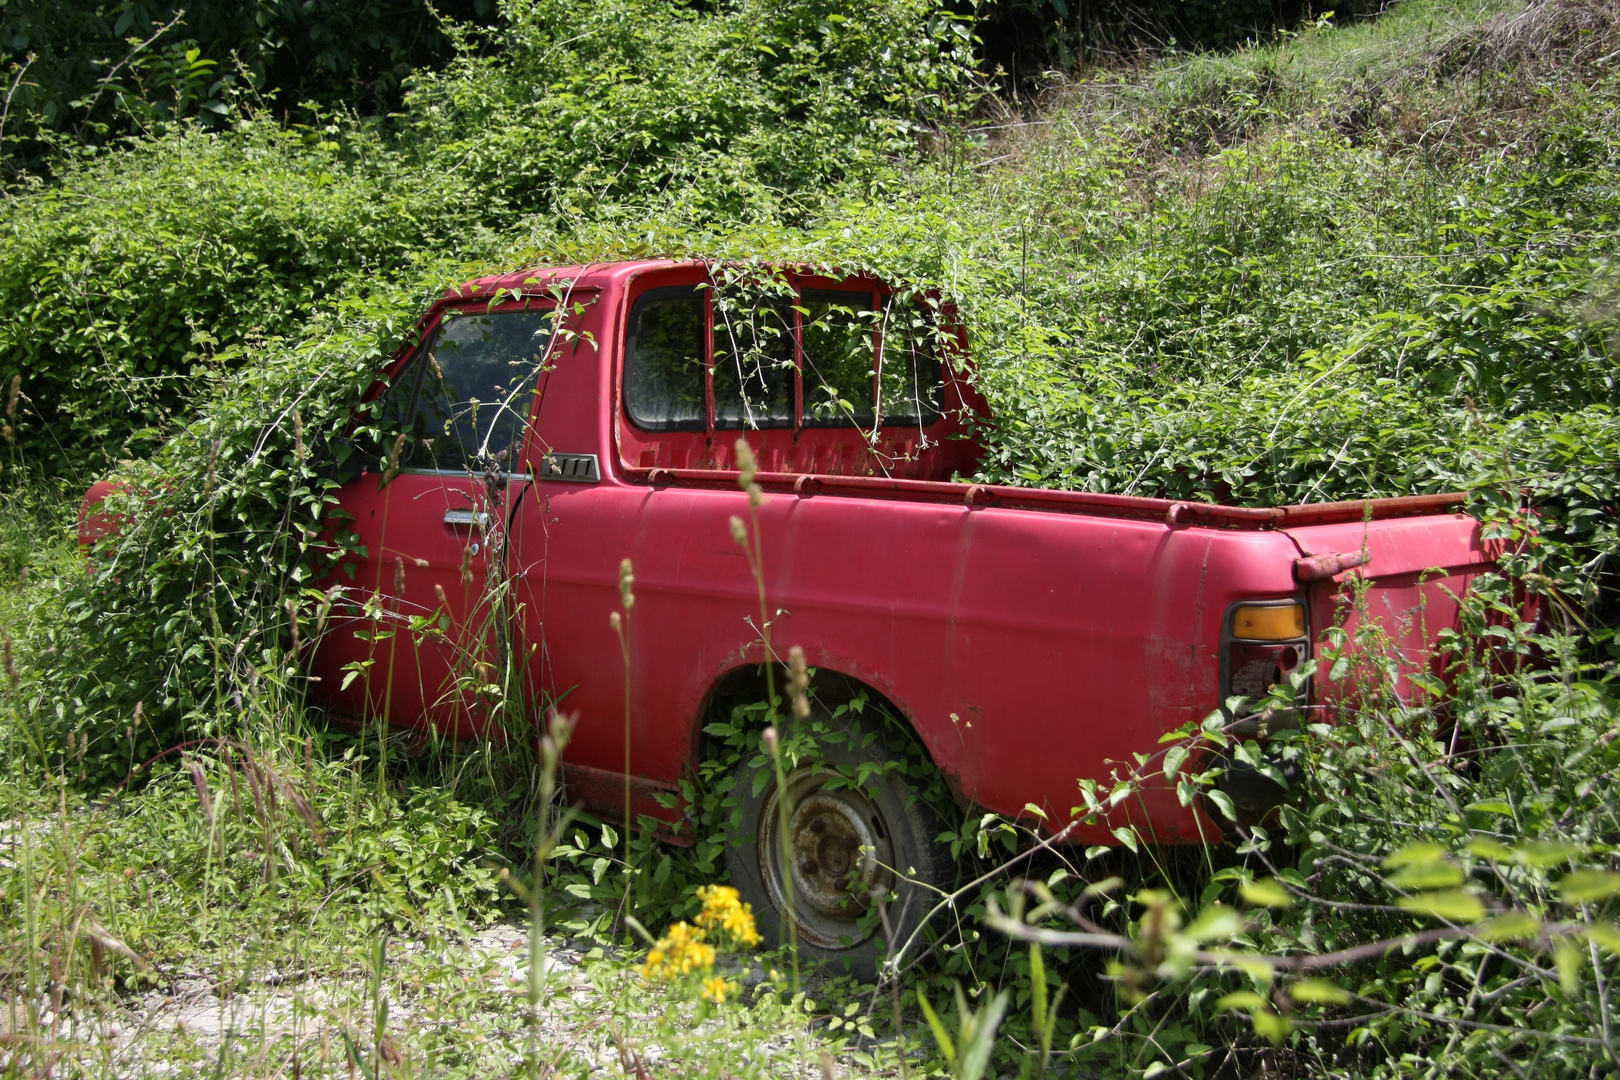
[{"xmin": 443, "ymin": 509, "xmax": 489, "ymax": 527}]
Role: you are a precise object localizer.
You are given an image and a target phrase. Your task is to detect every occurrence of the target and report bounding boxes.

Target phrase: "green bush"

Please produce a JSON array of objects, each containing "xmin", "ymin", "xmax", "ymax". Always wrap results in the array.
[
  {"xmin": 0, "ymin": 123, "xmax": 488, "ymax": 479},
  {"xmin": 401, "ymin": 0, "xmax": 980, "ymax": 221}
]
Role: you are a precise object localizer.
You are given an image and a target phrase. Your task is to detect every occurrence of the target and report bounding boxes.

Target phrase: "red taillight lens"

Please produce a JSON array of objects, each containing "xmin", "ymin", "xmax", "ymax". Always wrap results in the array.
[
  {"xmin": 1224, "ymin": 601, "xmax": 1309, "ymax": 714},
  {"xmin": 1227, "ymin": 641, "xmax": 1305, "ymax": 699}
]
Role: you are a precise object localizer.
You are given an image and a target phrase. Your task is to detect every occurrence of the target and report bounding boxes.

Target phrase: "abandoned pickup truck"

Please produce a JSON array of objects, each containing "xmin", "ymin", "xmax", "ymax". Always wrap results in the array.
[{"xmin": 82, "ymin": 259, "xmax": 1496, "ymax": 973}]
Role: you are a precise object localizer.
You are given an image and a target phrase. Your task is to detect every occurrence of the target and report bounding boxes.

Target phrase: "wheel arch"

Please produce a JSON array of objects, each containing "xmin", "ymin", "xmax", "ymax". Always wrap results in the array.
[{"xmin": 685, "ymin": 658, "xmax": 970, "ymax": 812}]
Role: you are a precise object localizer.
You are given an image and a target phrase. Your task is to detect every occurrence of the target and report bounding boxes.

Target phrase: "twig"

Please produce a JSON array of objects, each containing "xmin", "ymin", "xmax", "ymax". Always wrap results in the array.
[
  {"xmin": 76, "ymin": 10, "xmax": 187, "ymax": 136},
  {"xmin": 0, "ymin": 53, "xmax": 38, "ymax": 163}
]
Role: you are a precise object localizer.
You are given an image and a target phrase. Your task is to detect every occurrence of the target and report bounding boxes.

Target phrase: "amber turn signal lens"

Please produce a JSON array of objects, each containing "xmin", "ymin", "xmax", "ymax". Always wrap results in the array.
[{"xmin": 1232, "ymin": 603, "xmax": 1305, "ymax": 641}]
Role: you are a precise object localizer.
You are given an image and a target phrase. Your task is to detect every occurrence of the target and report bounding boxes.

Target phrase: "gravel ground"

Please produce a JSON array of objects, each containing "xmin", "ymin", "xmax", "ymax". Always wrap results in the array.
[{"xmin": 2, "ymin": 920, "xmax": 859, "ymax": 1078}]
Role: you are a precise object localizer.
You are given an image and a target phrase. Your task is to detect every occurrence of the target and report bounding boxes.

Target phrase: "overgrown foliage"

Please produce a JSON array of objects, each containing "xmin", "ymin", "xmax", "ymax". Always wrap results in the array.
[{"xmin": 2, "ymin": 0, "xmax": 1619, "ymax": 1076}]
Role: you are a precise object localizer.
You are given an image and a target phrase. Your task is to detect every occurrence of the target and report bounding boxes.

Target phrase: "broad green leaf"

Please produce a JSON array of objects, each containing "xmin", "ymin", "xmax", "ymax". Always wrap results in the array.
[
  {"xmin": 1477, "ymin": 912, "xmax": 1541, "ymax": 942},
  {"xmin": 1555, "ymin": 936, "xmax": 1584, "ymax": 994},
  {"xmin": 1251, "ymin": 1010, "xmax": 1292, "ymax": 1045},
  {"xmin": 1383, "ymin": 841, "xmax": 1446, "ymax": 869},
  {"xmin": 1515, "ymin": 839, "xmax": 1579, "ymax": 867},
  {"xmin": 1560, "ymin": 870, "xmax": 1620, "ymax": 903},
  {"xmin": 1583, "ymin": 923, "xmax": 1620, "ymax": 953},
  {"xmin": 1466, "ymin": 799, "xmax": 1514, "ymax": 816},
  {"xmin": 1387, "ymin": 861, "xmax": 1465, "ymax": 890},
  {"xmin": 916, "ymin": 991, "xmax": 954, "ymax": 1066},
  {"xmin": 1163, "ymin": 743, "xmax": 1190, "ymax": 779},
  {"xmin": 1288, "ymin": 978, "xmax": 1350, "ymax": 1004},
  {"xmin": 1397, "ymin": 891, "xmax": 1484, "ymax": 923},
  {"xmin": 1183, "ymin": 904, "xmax": 1241, "ymax": 942},
  {"xmin": 1240, "ymin": 878, "xmax": 1295, "ymax": 908}
]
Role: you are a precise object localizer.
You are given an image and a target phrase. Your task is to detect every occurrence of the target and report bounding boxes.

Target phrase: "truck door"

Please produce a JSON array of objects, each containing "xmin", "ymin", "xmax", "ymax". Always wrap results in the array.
[{"xmin": 313, "ymin": 307, "xmax": 554, "ymax": 741}]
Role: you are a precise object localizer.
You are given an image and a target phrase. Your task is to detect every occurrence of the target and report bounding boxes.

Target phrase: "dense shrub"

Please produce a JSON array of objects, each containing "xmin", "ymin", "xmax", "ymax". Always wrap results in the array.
[
  {"xmin": 0, "ymin": 0, "xmax": 497, "ymax": 153},
  {"xmin": 0, "ymin": 0, "xmax": 981, "ymax": 480},
  {"xmin": 401, "ymin": 0, "xmax": 981, "ymax": 221},
  {"xmin": 0, "ymin": 123, "xmax": 491, "ymax": 479}
]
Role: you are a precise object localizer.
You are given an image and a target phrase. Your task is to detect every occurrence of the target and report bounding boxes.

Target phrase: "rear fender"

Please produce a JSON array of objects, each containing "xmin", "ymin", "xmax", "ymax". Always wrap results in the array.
[
  {"xmin": 1283, "ymin": 513, "xmax": 1497, "ymax": 709},
  {"xmin": 78, "ymin": 479, "xmax": 127, "ymax": 563}
]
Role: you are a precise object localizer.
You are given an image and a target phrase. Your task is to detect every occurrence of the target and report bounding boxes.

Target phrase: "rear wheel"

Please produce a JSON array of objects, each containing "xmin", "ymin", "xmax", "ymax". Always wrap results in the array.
[{"xmin": 724, "ymin": 712, "xmax": 948, "ymax": 980}]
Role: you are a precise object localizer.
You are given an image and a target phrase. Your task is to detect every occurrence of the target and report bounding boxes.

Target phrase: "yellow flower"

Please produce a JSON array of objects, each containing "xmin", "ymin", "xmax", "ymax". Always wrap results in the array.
[
  {"xmin": 638, "ymin": 921, "xmax": 716, "ymax": 981},
  {"xmin": 638, "ymin": 883, "xmax": 761, "ymax": 989},
  {"xmin": 694, "ymin": 884, "xmax": 763, "ymax": 948}
]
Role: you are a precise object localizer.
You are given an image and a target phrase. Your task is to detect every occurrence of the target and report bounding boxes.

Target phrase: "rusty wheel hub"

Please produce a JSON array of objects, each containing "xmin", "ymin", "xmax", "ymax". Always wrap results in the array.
[{"xmin": 758, "ymin": 771, "xmax": 895, "ymax": 948}]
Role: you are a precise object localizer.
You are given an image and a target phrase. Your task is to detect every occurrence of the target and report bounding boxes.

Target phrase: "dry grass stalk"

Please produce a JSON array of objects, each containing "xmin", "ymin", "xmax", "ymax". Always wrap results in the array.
[{"xmin": 187, "ymin": 759, "xmax": 215, "ymax": 828}]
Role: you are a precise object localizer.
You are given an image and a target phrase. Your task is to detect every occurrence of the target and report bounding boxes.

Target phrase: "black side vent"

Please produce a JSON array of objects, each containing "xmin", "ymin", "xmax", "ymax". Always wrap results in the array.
[{"xmin": 539, "ymin": 452, "xmax": 601, "ymax": 483}]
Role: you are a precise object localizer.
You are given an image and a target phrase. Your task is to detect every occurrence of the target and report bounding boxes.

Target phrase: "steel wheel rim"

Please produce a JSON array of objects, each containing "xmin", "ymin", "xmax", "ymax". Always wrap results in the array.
[{"xmin": 756, "ymin": 766, "xmax": 895, "ymax": 949}]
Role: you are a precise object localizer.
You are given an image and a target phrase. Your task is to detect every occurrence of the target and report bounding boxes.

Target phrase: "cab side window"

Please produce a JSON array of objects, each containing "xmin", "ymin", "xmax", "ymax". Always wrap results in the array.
[
  {"xmin": 383, "ymin": 310, "xmax": 553, "ymax": 472},
  {"xmin": 622, "ymin": 278, "xmax": 946, "ymax": 435},
  {"xmin": 877, "ymin": 301, "xmax": 943, "ymax": 425},
  {"xmin": 625, "ymin": 287, "xmax": 706, "ymax": 431}
]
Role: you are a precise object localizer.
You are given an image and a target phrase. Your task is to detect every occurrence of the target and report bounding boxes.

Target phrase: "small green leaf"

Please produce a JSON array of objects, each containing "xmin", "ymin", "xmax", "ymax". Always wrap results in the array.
[
  {"xmin": 1112, "ymin": 826, "xmax": 1139, "ymax": 853},
  {"xmin": 1215, "ymin": 990, "xmax": 1267, "ymax": 1011},
  {"xmin": 1466, "ymin": 799, "xmax": 1513, "ymax": 816},
  {"xmin": 1205, "ymin": 789, "xmax": 1237, "ymax": 822},
  {"xmin": 1466, "ymin": 838, "xmax": 1515, "ymax": 862}
]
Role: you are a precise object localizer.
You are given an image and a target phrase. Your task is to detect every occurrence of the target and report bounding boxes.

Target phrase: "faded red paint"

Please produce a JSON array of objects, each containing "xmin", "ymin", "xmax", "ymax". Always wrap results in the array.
[{"xmin": 80, "ymin": 260, "xmax": 1498, "ymax": 847}]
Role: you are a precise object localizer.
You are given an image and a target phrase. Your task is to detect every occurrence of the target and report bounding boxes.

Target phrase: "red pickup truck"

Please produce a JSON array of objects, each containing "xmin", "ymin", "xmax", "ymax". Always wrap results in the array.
[{"xmin": 84, "ymin": 259, "xmax": 1495, "ymax": 972}]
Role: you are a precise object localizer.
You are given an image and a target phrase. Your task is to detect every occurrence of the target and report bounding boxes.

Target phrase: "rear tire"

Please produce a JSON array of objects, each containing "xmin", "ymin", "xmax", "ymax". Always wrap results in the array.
[{"xmin": 724, "ymin": 711, "xmax": 949, "ymax": 980}]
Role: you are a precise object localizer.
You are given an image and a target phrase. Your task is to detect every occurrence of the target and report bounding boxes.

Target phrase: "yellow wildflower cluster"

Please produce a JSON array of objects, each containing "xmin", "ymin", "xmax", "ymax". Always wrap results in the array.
[
  {"xmin": 636, "ymin": 884, "xmax": 762, "ymax": 1004},
  {"xmin": 694, "ymin": 884, "xmax": 763, "ymax": 948},
  {"xmin": 637, "ymin": 920, "xmax": 716, "ymax": 980}
]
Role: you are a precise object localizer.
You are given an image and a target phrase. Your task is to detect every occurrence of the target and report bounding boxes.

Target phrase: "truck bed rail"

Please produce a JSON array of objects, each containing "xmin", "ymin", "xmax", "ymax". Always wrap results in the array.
[{"xmin": 629, "ymin": 466, "xmax": 1467, "ymax": 529}]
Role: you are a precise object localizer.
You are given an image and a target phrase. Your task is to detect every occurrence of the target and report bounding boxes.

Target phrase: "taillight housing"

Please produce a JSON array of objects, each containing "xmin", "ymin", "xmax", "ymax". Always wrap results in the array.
[{"xmin": 1222, "ymin": 600, "xmax": 1310, "ymax": 717}]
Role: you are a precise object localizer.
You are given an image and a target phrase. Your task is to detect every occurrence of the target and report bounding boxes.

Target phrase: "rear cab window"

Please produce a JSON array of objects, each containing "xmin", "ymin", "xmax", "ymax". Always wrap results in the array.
[{"xmin": 621, "ymin": 268, "xmax": 964, "ymax": 479}]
